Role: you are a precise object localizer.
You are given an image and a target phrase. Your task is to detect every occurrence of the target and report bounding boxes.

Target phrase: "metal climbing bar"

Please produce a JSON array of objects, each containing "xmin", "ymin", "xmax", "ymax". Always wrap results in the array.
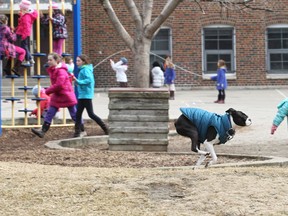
[{"xmin": 1, "ymin": 0, "xmax": 75, "ymax": 129}]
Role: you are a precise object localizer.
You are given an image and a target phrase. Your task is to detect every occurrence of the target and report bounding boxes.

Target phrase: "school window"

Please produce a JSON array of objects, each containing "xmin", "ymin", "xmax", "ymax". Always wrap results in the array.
[
  {"xmin": 266, "ymin": 27, "xmax": 288, "ymax": 74},
  {"xmin": 150, "ymin": 28, "xmax": 172, "ymax": 65},
  {"xmin": 203, "ymin": 26, "xmax": 235, "ymax": 74}
]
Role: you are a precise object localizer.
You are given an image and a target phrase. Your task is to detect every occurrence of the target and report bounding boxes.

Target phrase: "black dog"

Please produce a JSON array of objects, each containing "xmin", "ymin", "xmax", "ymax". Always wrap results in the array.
[{"xmin": 174, "ymin": 108, "xmax": 251, "ymax": 167}]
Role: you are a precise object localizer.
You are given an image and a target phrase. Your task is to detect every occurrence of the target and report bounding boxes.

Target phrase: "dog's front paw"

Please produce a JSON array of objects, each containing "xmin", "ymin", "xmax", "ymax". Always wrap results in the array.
[
  {"xmin": 197, "ymin": 150, "xmax": 210, "ymax": 156},
  {"xmin": 205, "ymin": 159, "xmax": 217, "ymax": 168}
]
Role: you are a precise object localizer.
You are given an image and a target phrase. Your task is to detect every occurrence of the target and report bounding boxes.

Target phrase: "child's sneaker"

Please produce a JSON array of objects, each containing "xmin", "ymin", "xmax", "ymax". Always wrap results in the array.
[
  {"xmin": 21, "ymin": 60, "xmax": 31, "ymax": 66},
  {"xmin": 30, "ymin": 58, "xmax": 35, "ymax": 64}
]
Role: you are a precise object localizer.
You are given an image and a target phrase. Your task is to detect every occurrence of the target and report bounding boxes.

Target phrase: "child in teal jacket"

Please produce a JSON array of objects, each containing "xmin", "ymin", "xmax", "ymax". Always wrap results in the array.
[{"xmin": 73, "ymin": 54, "xmax": 108, "ymax": 137}]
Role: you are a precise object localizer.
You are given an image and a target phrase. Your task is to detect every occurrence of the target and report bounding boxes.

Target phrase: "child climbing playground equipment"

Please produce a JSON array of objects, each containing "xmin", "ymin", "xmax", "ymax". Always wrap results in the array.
[{"xmin": 1, "ymin": 0, "xmax": 75, "ymax": 129}]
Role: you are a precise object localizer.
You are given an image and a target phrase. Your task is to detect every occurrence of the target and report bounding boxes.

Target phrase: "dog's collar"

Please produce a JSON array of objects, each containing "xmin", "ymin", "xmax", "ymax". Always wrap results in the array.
[{"xmin": 225, "ymin": 114, "xmax": 235, "ymax": 141}]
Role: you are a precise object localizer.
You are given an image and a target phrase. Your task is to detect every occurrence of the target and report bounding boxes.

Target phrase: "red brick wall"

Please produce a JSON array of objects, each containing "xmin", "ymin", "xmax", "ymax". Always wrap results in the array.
[{"xmin": 77, "ymin": 0, "xmax": 288, "ymax": 88}]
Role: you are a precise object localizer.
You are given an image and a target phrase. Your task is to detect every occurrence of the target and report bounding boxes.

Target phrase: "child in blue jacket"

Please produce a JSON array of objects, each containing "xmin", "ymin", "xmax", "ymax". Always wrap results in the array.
[{"xmin": 211, "ymin": 59, "xmax": 227, "ymax": 104}]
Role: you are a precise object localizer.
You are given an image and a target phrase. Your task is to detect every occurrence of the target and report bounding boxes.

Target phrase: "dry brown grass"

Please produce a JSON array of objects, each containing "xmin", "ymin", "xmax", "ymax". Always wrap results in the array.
[
  {"xmin": 0, "ymin": 162, "xmax": 288, "ymax": 216},
  {"xmin": 1, "ymin": 121, "xmax": 288, "ymax": 215}
]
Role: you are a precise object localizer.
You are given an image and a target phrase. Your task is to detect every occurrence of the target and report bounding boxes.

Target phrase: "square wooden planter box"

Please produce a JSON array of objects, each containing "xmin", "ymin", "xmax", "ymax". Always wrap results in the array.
[{"xmin": 108, "ymin": 88, "xmax": 170, "ymax": 152}]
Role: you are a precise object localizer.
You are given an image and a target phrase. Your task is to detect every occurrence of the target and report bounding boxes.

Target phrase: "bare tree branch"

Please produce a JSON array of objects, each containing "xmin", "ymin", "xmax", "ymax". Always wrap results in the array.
[
  {"xmin": 99, "ymin": 0, "xmax": 134, "ymax": 49},
  {"xmin": 124, "ymin": 0, "xmax": 142, "ymax": 30},
  {"xmin": 142, "ymin": 0, "xmax": 153, "ymax": 27},
  {"xmin": 192, "ymin": 0, "xmax": 273, "ymax": 13},
  {"xmin": 146, "ymin": 0, "xmax": 183, "ymax": 39}
]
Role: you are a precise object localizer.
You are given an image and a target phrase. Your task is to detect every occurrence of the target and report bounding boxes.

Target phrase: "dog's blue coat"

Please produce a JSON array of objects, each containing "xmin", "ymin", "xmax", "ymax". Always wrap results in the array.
[{"xmin": 180, "ymin": 107, "xmax": 232, "ymax": 144}]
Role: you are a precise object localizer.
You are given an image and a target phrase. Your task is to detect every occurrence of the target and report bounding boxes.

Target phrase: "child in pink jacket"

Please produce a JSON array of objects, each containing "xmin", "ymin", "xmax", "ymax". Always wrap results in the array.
[
  {"xmin": 31, "ymin": 53, "xmax": 78, "ymax": 138},
  {"xmin": 15, "ymin": 0, "xmax": 38, "ymax": 65}
]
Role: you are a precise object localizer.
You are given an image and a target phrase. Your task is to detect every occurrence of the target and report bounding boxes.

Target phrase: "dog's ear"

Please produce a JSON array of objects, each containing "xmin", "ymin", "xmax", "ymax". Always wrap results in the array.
[{"xmin": 226, "ymin": 108, "xmax": 236, "ymax": 114}]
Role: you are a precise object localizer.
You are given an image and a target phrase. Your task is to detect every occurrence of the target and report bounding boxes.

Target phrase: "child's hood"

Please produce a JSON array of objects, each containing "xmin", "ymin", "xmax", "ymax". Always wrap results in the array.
[
  {"xmin": 24, "ymin": 9, "xmax": 38, "ymax": 20},
  {"xmin": 277, "ymin": 98, "xmax": 288, "ymax": 109},
  {"xmin": 80, "ymin": 64, "xmax": 93, "ymax": 71},
  {"xmin": 55, "ymin": 62, "xmax": 68, "ymax": 71},
  {"xmin": 153, "ymin": 66, "xmax": 162, "ymax": 74}
]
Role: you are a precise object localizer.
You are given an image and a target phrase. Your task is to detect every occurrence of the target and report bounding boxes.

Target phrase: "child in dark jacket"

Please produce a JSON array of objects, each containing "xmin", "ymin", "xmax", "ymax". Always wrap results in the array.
[{"xmin": 40, "ymin": 2, "xmax": 68, "ymax": 55}]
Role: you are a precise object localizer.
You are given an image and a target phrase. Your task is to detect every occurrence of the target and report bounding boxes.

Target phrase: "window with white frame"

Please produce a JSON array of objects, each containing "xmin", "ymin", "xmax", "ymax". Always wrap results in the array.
[
  {"xmin": 267, "ymin": 26, "xmax": 288, "ymax": 74},
  {"xmin": 150, "ymin": 28, "xmax": 171, "ymax": 66},
  {"xmin": 203, "ymin": 26, "xmax": 235, "ymax": 74}
]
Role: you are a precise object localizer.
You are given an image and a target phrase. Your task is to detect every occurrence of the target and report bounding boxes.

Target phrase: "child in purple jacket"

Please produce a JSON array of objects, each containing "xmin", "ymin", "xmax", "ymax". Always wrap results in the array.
[
  {"xmin": 164, "ymin": 58, "xmax": 176, "ymax": 100},
  {"xmin": 0, "ymin": 15, "xmax": 26, "ymax": 76}
]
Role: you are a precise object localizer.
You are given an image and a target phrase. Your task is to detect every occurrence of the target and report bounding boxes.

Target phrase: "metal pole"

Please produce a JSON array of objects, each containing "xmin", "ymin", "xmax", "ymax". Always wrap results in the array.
[
  {"xmin": 49, "ymin": 0, "xmax": 53, "ymax": 53},
  {"xmin": 73, "ymin": 0, "xmax": 81, "ymax": 97},
  {"xmin": 0, "ymin": 57, "xmax": 2, "ymax": 136}
]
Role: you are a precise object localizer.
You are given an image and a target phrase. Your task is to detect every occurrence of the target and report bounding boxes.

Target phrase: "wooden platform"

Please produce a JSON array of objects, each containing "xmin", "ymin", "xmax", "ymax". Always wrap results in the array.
[{"xmin": 108, "ymin": 88, "xmax": 170, "ymax": 152}]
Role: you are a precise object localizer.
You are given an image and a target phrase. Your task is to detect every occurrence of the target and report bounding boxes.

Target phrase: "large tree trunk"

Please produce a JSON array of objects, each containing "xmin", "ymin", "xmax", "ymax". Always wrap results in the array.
[{"xmin": 133, "ymin": 37, "xmax": 152, "ymax": 88}]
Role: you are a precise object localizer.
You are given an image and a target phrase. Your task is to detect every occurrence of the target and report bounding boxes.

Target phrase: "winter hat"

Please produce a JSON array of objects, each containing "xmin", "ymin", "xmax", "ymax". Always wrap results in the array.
[
  {"xmin": 32, "ymin": 85, "xmax": 43, "ymax": 97},
  {"xmin": 152, "ymin": 61, "xmax": 160, "ymax": 68},
  {"xmin": 120, "ymin": 57, "xmax": 128, "ymax": 65},
  {"xmin": 0, "ymin": 15, "xmax": 8, "ymax": 24},
  {"xmin": 48, "ymin": 2, "xmax": 59, "ymax": 9},
  {"xmin": 19, "ymin": 0, "xmax": 31, "ymax": 10}
]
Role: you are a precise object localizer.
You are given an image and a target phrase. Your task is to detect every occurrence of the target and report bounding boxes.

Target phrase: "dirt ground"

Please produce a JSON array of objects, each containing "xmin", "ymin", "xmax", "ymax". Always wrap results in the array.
[
  {"xmin": 1, "ymin": 122, "xmax": 288, "ymax": 215},
  {"xmin": 0, "ymin": 122, "xmax": 250, "ymax": 168}
]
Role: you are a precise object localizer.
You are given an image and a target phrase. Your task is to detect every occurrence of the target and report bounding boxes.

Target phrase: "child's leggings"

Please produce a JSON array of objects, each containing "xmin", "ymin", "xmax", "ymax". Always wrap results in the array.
[
  {"xmin": 44, "ymin": 105, "xmax": 83, "ymax": 125},
  {"xmin": 15, "ymin": 46, "xmax": 25, "ymax": 61},
  {"xmin": 53, "ymin": 39, "xmax": 65, "ymax": 56},
  {"xmin": 218, "ymin": 89, "xmax": 225, "ymax": 101},
  {"xmin": 44, "ymin": 105, "xmax": 76, "ymax": 124},
  {"xmin": 18, "ymin": 36, "xmax": 31, "ymax": 61}
]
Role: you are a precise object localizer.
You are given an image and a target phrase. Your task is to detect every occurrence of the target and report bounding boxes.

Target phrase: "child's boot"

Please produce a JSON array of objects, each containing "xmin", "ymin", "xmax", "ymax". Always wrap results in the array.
[
  {"xmin": 99, "ymin": 122, "xmax": 109, "ymax": 135},
  {"xmin": 103, "ymin": 125, "xmax": 109, "ymax": 135},
  {"xmin": 80, "ymin": 124, "xmax": 85, "ymax": 132},
  {"xmin": 169, "ymin": 91, "xmax": 175, "ymax": 100},
  {"xmin": 73, "ymin": 124, "xmax": 81, "ymax": 137},
  {"xmin": 3, "ymin": 58, "xmax": 12, "ymax": 75},
  {"xmin": 31, "ymin": 122, "xmax": 50, "ymax": 138},
  {"xmin": 218, "ymin": 95, "xmax": 225, "ymax": 104},
  {"xmin": 11, "ymin": 59, "xmax": 22, "ymax": 77}
]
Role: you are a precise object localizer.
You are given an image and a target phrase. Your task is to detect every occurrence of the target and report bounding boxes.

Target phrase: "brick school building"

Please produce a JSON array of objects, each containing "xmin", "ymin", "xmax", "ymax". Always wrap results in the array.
[{"xmin": 2, "ymin": 1, "xmax": 288, "ymax": 88}]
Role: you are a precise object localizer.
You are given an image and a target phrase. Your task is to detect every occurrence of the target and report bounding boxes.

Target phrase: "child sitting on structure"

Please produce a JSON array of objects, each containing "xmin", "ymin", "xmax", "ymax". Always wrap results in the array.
[
  {"xmin": 29, "ymin": 85, "xmax": 60, "ymax": 119},
  {"xmin": 65, "ymin": 56, "xmax": 74, "ymax": 82}
]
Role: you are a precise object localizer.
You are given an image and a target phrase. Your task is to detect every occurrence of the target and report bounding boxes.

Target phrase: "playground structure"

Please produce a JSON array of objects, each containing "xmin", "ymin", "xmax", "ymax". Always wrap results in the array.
[{"xmin": 0, "ymin": 0, "xmax": 82, "ymax": 132}]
